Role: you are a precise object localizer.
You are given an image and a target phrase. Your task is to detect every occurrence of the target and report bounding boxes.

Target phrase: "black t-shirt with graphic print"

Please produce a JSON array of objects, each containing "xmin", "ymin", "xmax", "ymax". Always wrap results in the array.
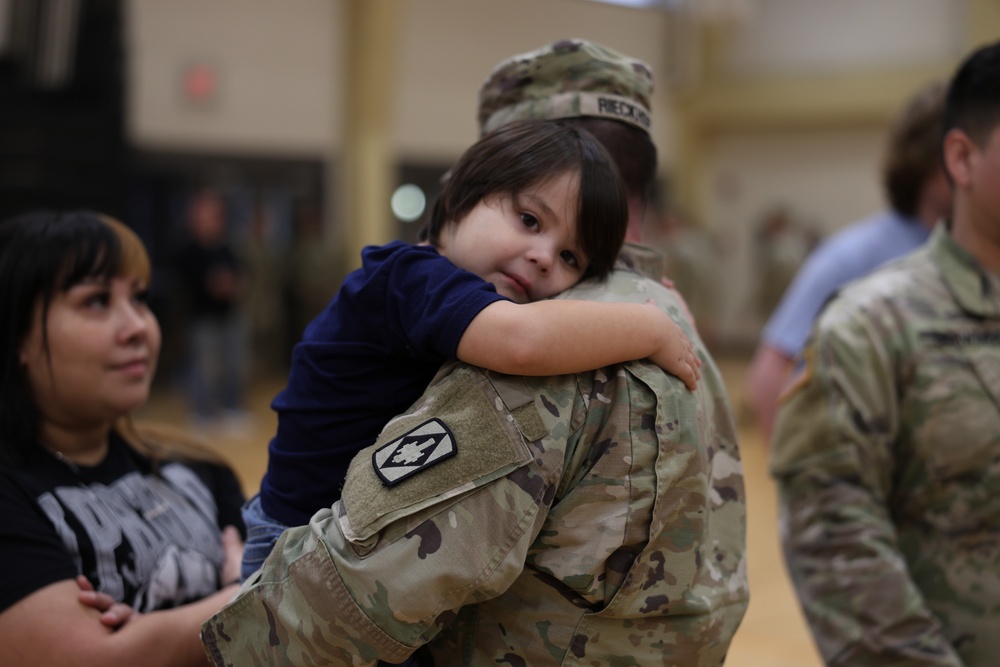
[{"xmin": 0, "ymin": 433, "xmax": 245, "ymax": 613}]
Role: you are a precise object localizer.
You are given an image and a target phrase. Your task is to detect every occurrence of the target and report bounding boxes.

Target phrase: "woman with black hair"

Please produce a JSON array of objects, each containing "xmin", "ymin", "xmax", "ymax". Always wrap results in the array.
[{"xmin": 0, "ymin": 211, "xmax": 245, "ymax": 666}]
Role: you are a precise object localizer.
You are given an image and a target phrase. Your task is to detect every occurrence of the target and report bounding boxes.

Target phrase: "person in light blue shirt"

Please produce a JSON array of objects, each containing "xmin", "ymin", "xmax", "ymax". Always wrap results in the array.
[
  {"xmin": 746, "ymin": 80, "xmax": 953, "ymax": 441},
  {"xmin": 762, "ymin": 209, "xmax": 931, "ymax": 356}
]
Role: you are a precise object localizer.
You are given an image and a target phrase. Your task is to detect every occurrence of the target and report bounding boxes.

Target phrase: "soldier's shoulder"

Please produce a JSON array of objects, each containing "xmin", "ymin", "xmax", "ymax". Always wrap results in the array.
[
  {"xmin": 817, "ymin": 252, "xmax": 940, "ymax": 333},
  {"xmin": 564, "ymin": 269, "xmax": 663, "ymax": 301},
  {"xmin": 340, "ymin": 365, "xmax": 579, "ymax": 544}
]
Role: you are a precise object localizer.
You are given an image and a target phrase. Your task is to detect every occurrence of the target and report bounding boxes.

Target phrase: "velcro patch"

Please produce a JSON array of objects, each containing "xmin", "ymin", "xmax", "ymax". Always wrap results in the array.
[
  {"xmin": 372, "ymin": 418, "xmax": 457, "ymax": 486},
  {"xmin": 341, "ymin": 366, "xmax": 533, "ymax": 543}
]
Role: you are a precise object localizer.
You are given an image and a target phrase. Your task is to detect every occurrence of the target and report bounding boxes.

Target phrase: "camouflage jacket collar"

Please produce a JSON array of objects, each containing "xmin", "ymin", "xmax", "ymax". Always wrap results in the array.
[
  {"xmin": 932, "ymin": 223, "xmax": 1000, "ymax": 318},
  {"xmin": 616, "ymin": 242, "xmax": 665, "ymax": 280}
]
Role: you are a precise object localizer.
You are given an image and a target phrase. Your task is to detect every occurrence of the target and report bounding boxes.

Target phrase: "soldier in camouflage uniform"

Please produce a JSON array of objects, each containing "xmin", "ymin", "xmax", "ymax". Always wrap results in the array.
[
  {"xmin": 202, "ymin": 39, "xmax": 748, "ymax": 665},
  {"xmin": 770, "ymin": 40, "xmax": 1000, "ymax": 666}
]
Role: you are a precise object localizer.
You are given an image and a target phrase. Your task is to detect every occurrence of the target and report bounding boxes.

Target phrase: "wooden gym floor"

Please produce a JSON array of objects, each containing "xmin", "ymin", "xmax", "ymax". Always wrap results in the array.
[{"xmin": 138, "ymin": 354, "xmax": 824, "ymax": 667}]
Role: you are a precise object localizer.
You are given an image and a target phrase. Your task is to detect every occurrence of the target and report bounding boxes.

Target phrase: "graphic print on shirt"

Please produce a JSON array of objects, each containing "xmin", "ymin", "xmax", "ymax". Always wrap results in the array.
[{"xmin": 36, "ymin": 463, "xmax": 223, "ymax": 611}]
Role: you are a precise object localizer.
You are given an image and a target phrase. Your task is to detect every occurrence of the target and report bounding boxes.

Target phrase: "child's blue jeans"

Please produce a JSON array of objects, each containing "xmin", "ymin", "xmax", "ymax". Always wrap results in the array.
[{"xmin": 239, "ymin": 494, "xmax": 289, "ymax": 582}]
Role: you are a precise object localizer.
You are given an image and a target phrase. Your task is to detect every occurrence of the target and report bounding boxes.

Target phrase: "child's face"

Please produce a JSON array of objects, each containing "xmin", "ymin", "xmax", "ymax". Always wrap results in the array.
[{"xmin": 436, "ymin": 170, "xmax": 587, "ymax": 303}]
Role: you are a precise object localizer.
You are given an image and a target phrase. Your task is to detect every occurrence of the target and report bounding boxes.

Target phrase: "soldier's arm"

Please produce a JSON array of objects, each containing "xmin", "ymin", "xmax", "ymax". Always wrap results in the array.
[
  {"xmin": 769, "ymin": 306, "xmax": 964, "ymax": 667},
  {"xmin": 458, "ymin": 298, "xmax": 700, "ymax": 389},
  {"xmin": 201, "ymin": 365, "xmax": 570, "ymax": 666}
]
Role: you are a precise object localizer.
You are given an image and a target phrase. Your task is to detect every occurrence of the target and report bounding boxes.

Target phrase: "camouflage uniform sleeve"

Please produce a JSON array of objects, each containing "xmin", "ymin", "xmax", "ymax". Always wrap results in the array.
[
  {"xmin": 769, "ymin": 299, "xmax": 965, "ymax": 667},
  {"xmin": 201, "ymin": 363, "xmax": 565, "ymax": 666}
]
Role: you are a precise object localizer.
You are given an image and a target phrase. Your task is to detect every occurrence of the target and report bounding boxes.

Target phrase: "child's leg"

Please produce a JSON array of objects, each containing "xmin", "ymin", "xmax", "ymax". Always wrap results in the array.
[{"xmin": 240, "ymin": 495, "xmax": 291, "ymax": 582}]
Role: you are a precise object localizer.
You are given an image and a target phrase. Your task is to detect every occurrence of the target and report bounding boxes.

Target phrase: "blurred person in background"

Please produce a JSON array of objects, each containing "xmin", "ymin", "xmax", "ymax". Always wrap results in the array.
[
  {"xmin": 239, "ymin": 198, "xmax": 288, "ymax": 377},
  {"xmin": 746, "ymin": 80, "xmax": 952, "ymax": 441},
  {"xmin": 753, "ymin": 205, "xmax": 819, "ymax": 323},
  {"xmin": 175, "ymin": 188, "xmax": 252, "ymax": 434},
  {"xmin": 285, "ymin": 197, "xmax": 341, "ymax": 349},
  {"xmin": 771, "ymin": 41, "xmax": 1000, "ymax": 665},
  {"xmin": 644, "ymin": 199, "xmax": 725, "ymax": 345}
]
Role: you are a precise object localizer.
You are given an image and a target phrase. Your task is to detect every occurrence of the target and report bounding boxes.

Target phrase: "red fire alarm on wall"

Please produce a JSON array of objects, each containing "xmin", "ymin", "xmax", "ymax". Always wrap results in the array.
[{"xmin": 182, "ymin": 63, "xmax": 218, "ymax": 104}]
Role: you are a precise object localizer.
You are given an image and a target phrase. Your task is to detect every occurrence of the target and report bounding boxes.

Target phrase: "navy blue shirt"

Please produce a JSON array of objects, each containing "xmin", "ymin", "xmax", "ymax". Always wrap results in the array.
[{"xmin": 259, "ymin": 241, "xmax": 508, "ymax": 526}]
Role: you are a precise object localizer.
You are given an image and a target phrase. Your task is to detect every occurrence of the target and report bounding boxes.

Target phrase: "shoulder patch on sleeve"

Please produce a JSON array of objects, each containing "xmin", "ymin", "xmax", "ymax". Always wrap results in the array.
[
  {"xmin": 340, "ymin": 367, "xmax": 534, "ymax": 542},
  {"xmin": 372, "ymin": 418, "xmax": 457, "ymax": 486},
  {"xmin": 778, "ymin": 344, "xmax": 815, "ymax": 405}
]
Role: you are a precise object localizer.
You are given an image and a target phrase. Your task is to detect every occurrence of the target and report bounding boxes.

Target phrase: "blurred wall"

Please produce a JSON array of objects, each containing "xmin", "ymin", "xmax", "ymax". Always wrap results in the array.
[
  {"xmin": 686, "ymin": 0, "xmax": 972, "ymax": 345},
  {"xmin": 125, "ymin": 0, "xmax": 674, "ymax": 160},
  {"xmin": 392, "ymin": 0, "xmax": 676, "ymax": 162},
  {"xmin": 127, "ymin": 0, "xmax": 340, "ymax": 155},
  {"xmin": 123, "ymin": 0, "xmax": 993, "ymax": 350}
]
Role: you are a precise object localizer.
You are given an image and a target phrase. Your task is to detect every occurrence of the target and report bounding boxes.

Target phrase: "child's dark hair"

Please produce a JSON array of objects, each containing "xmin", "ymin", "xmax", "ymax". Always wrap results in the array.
[
  {"xmin": 423, "ymin": 119, "xmax": 628, "ymax": 279},
  {"xmin": 942, "ymin": 41, "xmax": 1000, "ymax": 152},
  {"xmin": 0, "ymin": 210, "xmax": 150, "ymax": 465}
]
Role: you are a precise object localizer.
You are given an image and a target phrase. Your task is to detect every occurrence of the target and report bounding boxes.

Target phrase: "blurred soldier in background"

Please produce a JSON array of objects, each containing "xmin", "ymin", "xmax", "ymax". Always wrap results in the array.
[{"xmin": 771, "ymin": 41, "xmax": 1000, "ymax": 666}]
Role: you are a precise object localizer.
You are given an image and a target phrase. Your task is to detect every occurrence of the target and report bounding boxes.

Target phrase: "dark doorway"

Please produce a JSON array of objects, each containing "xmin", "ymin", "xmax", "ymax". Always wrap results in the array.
[{"xmin": 0, "ymin": 0, "xmax": 125, "ymax": 220}]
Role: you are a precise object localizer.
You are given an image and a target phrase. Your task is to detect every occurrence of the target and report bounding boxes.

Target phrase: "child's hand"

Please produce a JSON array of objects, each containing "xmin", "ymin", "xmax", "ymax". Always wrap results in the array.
[
  {"xmin": 648, "ymin": 310, "xmax": 701, "ymax": 391},
  {"xmin": 76, "ymin": 575, "xmax": 139, "ymax": 629}
]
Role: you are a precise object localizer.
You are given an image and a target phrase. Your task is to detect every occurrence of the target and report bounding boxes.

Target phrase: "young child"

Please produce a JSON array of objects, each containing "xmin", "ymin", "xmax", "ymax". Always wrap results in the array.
[{"xmin": 241, "ymin": 119, "xmax": 700, "ymax": 579}]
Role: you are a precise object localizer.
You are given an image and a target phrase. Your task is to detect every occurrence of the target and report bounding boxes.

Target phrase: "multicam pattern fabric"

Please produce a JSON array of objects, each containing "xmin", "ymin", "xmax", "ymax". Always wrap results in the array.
[
  {"xmin": 201, "ymin": 263, "xmax": 748, "ymax": 666},
  {"xmin": 478, "ymin": 39, "xmax": 654, "ymax": 136},
  {"xmin": 770, "ymin": 224, "xmax": 1000, "ymax": 666}
]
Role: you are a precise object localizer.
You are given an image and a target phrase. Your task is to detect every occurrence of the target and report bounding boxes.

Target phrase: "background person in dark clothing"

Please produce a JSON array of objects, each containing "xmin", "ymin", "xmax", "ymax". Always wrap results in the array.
[{"xmin": 176, "ymin": 188, "xmax": 251, "ymax": 433}]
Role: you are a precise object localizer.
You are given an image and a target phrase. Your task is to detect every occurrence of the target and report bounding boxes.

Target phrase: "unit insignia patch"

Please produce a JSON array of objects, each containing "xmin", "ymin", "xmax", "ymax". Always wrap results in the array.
[{"xmin": 372, "ymin": 418, "xmax": 457, "ymax": 486}]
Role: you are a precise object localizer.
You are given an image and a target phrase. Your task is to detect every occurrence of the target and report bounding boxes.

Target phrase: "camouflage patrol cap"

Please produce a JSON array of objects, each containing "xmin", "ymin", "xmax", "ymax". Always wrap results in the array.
[{"xmin": 478, "ymin": 39, "xmax": 654, "ymax": 137}]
